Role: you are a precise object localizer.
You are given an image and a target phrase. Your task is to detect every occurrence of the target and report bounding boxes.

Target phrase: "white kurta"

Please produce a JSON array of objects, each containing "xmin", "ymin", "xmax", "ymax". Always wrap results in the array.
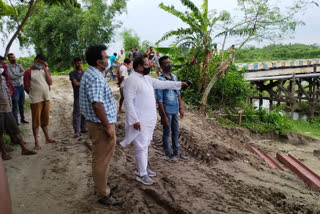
[{"xmin": 120, "ymin": 71, "xmax": 181, "ymax": 176}]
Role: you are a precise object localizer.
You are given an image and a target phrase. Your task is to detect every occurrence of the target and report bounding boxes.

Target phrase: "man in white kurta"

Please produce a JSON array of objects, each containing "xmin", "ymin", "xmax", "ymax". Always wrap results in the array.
[{"xmin": 120, "ymin": 57, "xmax": 186, "ymax": 185}]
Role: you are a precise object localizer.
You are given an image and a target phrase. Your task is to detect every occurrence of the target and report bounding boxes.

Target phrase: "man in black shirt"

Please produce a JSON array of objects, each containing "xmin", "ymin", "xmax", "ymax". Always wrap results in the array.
[{"xmin": 69, "ymin": 57, "xmax": 87, "ymax": 137}]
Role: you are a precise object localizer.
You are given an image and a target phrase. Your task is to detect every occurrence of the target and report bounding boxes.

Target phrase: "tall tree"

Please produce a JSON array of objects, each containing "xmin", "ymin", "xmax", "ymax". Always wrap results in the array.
[
  {"xmin": 15, "ymin": 0, "xmax": 127, "ymax": 71},
  {"xmin": 157, "ymin": 0, "xmax": 318, "ymax": 111},
  {"xmin": 121, "ymin": 29, "xmax": 141, "ymax": 53},
  {"xmin": 1, "ymin": 0, "xmax": 79, "ymax": 57}
]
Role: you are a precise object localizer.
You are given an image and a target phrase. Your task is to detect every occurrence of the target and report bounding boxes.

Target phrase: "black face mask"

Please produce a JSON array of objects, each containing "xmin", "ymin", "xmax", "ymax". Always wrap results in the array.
[
  {"xmin": 75, "ymin": 65, "xmax": 80, "ymax": 70},
  {"xmin": 143, "ymin": 67, "xmax": 151, "ymax": 75},
  {"xmin": 164, "ymin": 64, "xmax": 172, "ymax": 73}
]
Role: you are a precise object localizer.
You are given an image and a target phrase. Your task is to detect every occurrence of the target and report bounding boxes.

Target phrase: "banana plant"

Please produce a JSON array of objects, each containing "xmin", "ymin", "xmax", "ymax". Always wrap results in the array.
[{"xmin": 157, "ymin": 0, "xmax": 318, "ymax": 111}]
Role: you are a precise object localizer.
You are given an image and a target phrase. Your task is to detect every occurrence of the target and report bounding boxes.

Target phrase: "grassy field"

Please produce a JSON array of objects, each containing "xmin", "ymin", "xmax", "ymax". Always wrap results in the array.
[{"xmin": 289, "ymin": 120, "xmax": 320, "ymax": 139}]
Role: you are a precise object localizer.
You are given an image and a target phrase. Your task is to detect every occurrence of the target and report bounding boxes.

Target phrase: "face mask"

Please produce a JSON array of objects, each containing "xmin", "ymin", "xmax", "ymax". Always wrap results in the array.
[
  {"xmin": 98, "ymin": 59, "xmax": 110, "ymax": 71},
  {"xmin": 0, "ymin": 68, "xmax": 4, "ymax": 75},
  {"xmin": 10, "ymin": 60, "xmax": 16, "ymax": 64},
  {"xmin": 164, "ymin": 64, "xmax": 172, "ymax": 73},
  {"xmin": 34, "ymin": 63, "xmax": 43, "ymax": 69},
  {"xmin": 75, "ymin": 65, "xmax": 80, "ymax": 70},
  {"xmin": 143, "ymin": 67, "xmax": 151, "ymax": 75}
]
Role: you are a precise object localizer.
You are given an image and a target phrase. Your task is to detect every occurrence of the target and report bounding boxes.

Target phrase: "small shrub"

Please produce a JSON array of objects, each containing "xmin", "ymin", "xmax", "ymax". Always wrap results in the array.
[{"xmin": 220, "ymin": 105, "xmax": 292, "ymax": 134}]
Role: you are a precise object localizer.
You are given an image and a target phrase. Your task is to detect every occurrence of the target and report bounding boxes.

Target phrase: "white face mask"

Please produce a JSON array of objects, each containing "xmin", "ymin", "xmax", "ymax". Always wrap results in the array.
[{"xmin": 0, "ymin": 68, "xmax": 4, "ymax": 75}]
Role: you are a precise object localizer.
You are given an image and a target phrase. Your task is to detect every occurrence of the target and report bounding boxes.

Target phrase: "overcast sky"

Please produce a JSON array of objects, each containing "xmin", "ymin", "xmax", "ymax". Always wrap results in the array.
[{"xmin": 2, "ymin": 0, "xmax": 320, "ymax": 57}]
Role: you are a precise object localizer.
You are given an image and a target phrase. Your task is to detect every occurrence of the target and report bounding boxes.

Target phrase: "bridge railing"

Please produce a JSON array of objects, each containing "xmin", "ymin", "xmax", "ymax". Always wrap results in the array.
[{"xmin": 237, "ymin": 59, "xmax": 320, "ymax": 71}]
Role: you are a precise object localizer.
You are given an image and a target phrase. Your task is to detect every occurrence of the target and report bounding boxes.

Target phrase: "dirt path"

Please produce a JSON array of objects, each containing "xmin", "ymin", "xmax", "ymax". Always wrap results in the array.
[{"xmin": 4, "ymin": 76, "xmax": 320, "ymax": 214}]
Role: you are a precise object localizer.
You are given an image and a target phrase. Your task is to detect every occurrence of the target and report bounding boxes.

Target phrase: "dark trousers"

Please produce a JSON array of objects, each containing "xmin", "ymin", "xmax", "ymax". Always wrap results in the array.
[
  {"xmin": 73, "ymin": 96, "xmax": 86, "ymax": 133},
  {"xmin": 162, "ymin": 113, "xmax": 180, "ymax": 157},
  {"xmin": 11, "ymin": 86, "xmax": 25, "ymax": 123}
]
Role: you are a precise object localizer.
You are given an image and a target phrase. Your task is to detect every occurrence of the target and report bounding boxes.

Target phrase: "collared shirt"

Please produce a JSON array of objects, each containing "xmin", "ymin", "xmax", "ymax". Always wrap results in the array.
[
  {"xmin": 79, "ymin": 66, "xmax": 117, "ymax": 123},
  {"xmin": 69, "ymin": 70, "xmax": 84, "ymax": 98},
  {"xmin": 155, "ymin": 72, "xmax": 181, "ymax": 114},
  {"xmin": 8, "ymin": 63, "xmax": 24, "ymax": 87}
]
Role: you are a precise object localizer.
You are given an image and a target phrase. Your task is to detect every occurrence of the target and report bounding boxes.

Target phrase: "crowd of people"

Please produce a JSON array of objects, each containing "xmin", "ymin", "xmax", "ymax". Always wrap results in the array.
[
  {"xmin": 77, "ymin": 44, "xmax": 190, "ymax": 205},
  {"xmin": 0, "ymin": 44, "xmax": 190, "ymax": 207},
  {"xmin": 0, "ymin": 53, "xmax": 58, "ymax": 160}
]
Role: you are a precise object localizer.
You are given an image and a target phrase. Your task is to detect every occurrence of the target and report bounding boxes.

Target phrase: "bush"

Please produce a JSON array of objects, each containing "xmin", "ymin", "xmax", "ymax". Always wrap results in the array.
[
  {"xmin": 221, "ymin": 105, "xmax": 292, "ymax": 134},
  {"xmin": 16, "ymin": 55, "xmax": 35, "ymax": 69},
  {"xmin": 242, "ymin": 106, "xmax": 292, "ymax": 134},
  {"xmin": 208, "ymin": 65, "xmax": 252, "ymax": 108},
  {"xmin": 177, "ymin": 61, "xmax": 251, "ymax": 109},
  {"xmin": 51, "ymin": 63, "xmax": 89, "ymax": 75}
]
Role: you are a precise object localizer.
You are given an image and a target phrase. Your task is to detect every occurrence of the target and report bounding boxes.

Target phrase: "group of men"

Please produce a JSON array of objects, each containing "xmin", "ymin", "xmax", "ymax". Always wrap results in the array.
[
  {"xmin": 0, "ymin": 53, "xmax": 57, "ymax": 160},
  {"xmin": 74, "ymin": 44, "xmax": 189, "ymax": 206},
  {"xmin": 128, "ymin": 46, "xmax": 161, "ymax": 76},
  {"xmin": 0, "ymin": 45, "xmax": 189, "ymax": 207}
]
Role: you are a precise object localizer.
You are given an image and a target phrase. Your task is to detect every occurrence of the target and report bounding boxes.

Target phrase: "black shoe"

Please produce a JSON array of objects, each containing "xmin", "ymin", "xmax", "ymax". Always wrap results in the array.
[
  {"xmin": 110, "ymin": 184, "xmax": 119, "ymax": 194},
  {"xmin": 21, "ymin": 120, "xmax": 29, "ymax": 124},
  {"xmin": 98, "ymin": 194, "xmax": 124, "ymax": 206}
]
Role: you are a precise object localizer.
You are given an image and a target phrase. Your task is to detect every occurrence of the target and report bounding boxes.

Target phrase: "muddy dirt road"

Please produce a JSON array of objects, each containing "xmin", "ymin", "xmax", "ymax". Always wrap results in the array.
[{"xmin": 4, "ymin": 76, "xmax": 320, "ymax": 214}]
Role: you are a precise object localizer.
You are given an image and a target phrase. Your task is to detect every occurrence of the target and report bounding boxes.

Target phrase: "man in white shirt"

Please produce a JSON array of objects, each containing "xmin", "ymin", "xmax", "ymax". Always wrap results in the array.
[
  {"xmin": 118, "ymin": 58, "xmax": 131, "ymax": 113},
  {"xmin": 120, "ymin": 56, "xmax": 188, "ymax": 185}
]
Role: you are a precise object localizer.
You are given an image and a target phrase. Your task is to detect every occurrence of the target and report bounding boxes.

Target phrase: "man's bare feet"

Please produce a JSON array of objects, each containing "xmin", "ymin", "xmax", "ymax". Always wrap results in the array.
[
  {"xmin": 21, "ymin": 150, "xmax": 37, "ymax": 155},
  {"xmin": 46, "ymin": 138, "xmax": 58, "ymax": 144},
  {"xmin": 2, "ymin": 153, "xmax": 12, "ymax": 160},
  {"xmin": 74, "ymin": 132, "xmax": 80, "ymax": 138},
  {"xmin": 34, "ymin": 145, "xmax": 41, "ymax": 150}
]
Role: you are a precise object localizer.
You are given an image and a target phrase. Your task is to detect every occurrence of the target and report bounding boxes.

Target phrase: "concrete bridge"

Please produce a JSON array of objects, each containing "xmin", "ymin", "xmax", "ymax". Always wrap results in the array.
[
  {"xmin": 237, "ymin": 59, "xmax": 320, "ymax": 118},
  {"xmin": 238, "ymin": 59, "xmax": 320, "ymax": 81}
]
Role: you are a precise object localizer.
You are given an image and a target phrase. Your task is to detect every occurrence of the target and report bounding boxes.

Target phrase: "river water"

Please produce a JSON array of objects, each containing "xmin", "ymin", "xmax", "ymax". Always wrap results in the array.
[{"xmin": 253, "ymin": 99, "xmax": 308, "ymax": 120}]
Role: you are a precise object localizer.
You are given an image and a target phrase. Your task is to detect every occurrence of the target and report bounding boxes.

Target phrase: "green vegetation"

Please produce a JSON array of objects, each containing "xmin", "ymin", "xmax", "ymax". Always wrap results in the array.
[
  {"xmin": 2, "ymin": 0, "xmax": 127, "ymax": 71},
  {"xmin": 1, "ymin": 0, "xmax": 80, "ymax": 57},
  {"xmin": 218, "ymin": 106, "xmax": 292, "ymax": 134},
  {"xmin": 289, "ymin": 119, "xmax": 320, "ymax": 139},
  {"xmin": 0, "ymin": 0, "xmax": 17, "ymax": 17},
  {"xmin": 216, "ymin": 106, "xmax": 320, "ymax": 138},
  {"xmin": 157, "ymin": 0, "xmax": 317, "ymax": 110},
  {"xmin": 16, "ymin": 55, "xmax": 34, "ymax": 69},
  {"xmin": 121, "ymin": 29, "xmax": 153, "ymax": 55},
  {"xmin": 51, "ymin": 64, "xmax": 88, "ymax": 76},
  {"xmin": 236, "ymin": 44, "xmax": 320, "ymax": 63}
]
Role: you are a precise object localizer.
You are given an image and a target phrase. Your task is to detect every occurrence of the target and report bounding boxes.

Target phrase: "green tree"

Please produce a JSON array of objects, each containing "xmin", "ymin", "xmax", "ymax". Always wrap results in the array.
[
  {"xmin": 121, "ymin": 29, "xmax": 141, "ymax": 53},
  {"xmin": 13, "ymin": 0, "xmax": 126, "ymax": 71},
  {"xmin": 0, "ymin": 0, "xmax": 17, "ymax": 17},
  {"xmin": 235, "ymin": 44, "xmax": 320, "ymax": 62},
  {"xmin": 1, "ymin": 0, "xmax": 79, "ymax": 57},
  {"xmin": 157, "ymin": 0, "xmax": 318, "ymax": 111},
  {"xmin": 141, "ymin": 40, "xmax": 153, "ymax": 53}
]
